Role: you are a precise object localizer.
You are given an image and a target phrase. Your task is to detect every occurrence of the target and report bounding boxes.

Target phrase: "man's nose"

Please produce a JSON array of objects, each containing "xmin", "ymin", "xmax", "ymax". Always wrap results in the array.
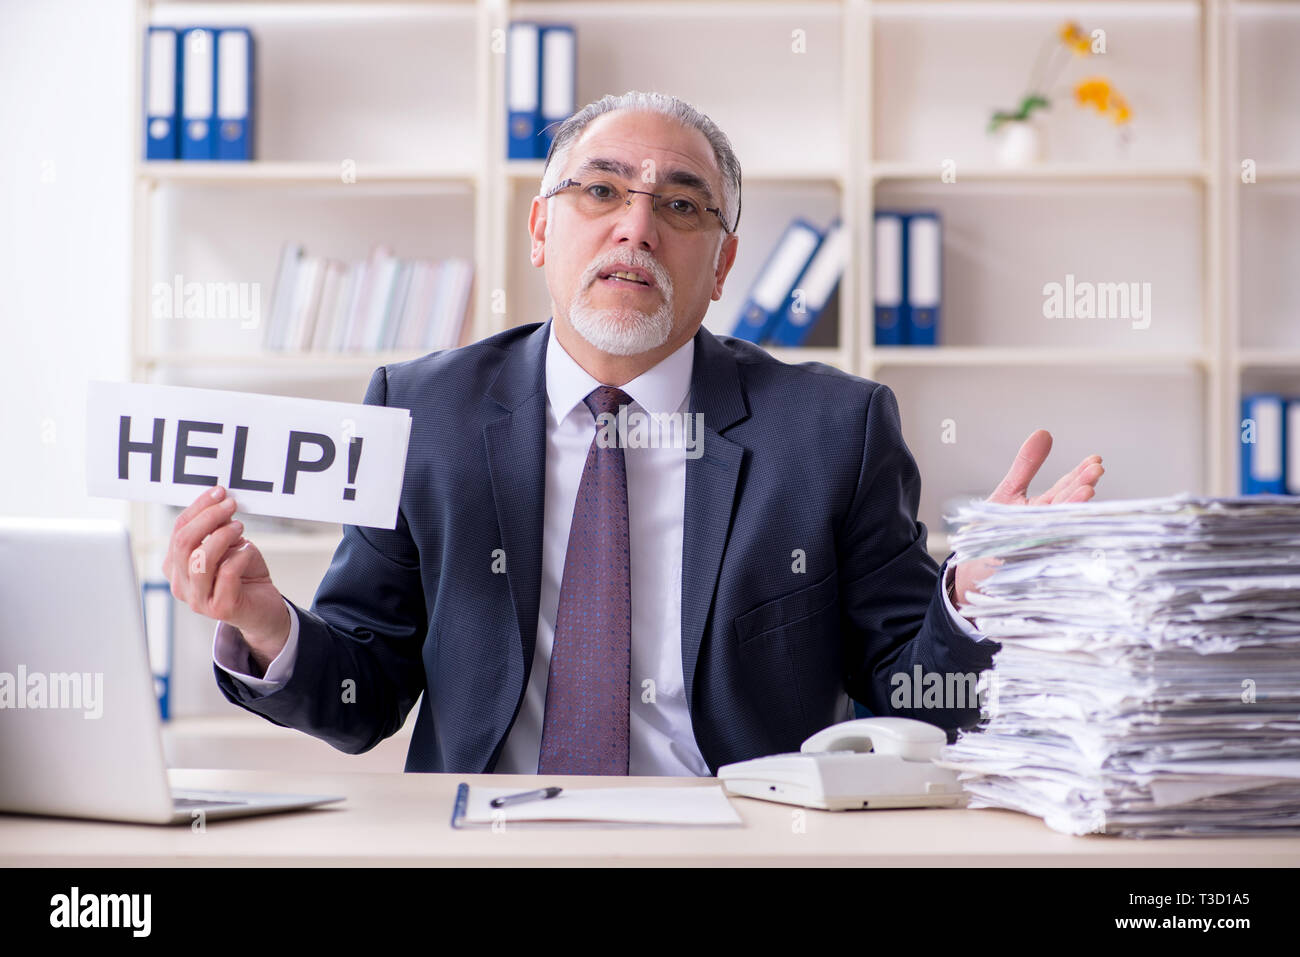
[{"xmin": 611, "ymin": 190, "xmax": 660, "ymax": 249}]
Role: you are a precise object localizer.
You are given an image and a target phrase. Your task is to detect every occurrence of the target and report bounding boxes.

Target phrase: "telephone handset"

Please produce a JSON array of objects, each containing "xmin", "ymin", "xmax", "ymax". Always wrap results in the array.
[
  {"xmin": 799, "ymin": 716, "xmax": 948, "ymax": 761},
  {"xmin": 717, "ymin": 717, "xmax": 966, "ymax": 811}
]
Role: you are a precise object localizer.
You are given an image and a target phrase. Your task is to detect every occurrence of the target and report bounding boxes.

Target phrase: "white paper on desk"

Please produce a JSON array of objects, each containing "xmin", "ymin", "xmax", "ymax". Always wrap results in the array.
[
  {"xmin": 86, "ymin": 381, "xmax": 412, "ymax": 529},
  {"xmin": 462, "ymin": 786, "xmax": 743, "ymax": 827}
]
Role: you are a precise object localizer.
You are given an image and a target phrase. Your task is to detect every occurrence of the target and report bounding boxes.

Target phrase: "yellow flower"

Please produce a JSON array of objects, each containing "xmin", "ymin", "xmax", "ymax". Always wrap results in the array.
[
  {"xmin": 1060, "ymin": 20, "xmax": 1092, "ymax": 55},
  {"xmin": 1075, "ymin": 77, "xmax": 1112, "ymax": 111},
  {"xmin": 1074, "ymin": 77, "xmax": 1133, "ymax": 125}
]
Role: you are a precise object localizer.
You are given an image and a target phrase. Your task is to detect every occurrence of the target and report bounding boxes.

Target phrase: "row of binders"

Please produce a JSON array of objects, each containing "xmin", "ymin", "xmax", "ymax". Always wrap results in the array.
[
  {"xmin": 143, "ymin": 25, "xmax": 254, "ymax": 161},
  {"xmin": 1241, "ymin": 393, "xmax": 1300, "ymax": 495},
  {"xmin": 263, "ymin": 244, "xmax": 474, "ymax": 354},
  {"xmin": 874, "ymin": 210, "xmax": 942, "ymax": 346},
  {"xmin": 507, "ymin": 22, "xmax": 576, "ymax": 160},
  {"xmin": 730, "ymin": 219, "xmax": 847, "ymax": 347}
]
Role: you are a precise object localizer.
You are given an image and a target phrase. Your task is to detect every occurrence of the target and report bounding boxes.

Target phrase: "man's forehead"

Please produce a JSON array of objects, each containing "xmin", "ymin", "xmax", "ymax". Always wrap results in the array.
[{"xmin": 566, "ymin": 120, "xmax": 720, "ymax": 196}]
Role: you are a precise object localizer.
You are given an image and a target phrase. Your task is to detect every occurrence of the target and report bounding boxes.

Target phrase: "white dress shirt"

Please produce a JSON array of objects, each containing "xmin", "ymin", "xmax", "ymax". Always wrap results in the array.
[{"xmin": 213, "ymin": 324, "xmax": 985, "ymax": 773}]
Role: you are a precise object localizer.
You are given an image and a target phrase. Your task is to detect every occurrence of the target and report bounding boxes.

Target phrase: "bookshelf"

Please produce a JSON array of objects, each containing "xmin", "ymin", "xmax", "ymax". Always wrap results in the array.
[
  {"xmin": 129, "ymin": 0, "xmax": 1287, "ymax": 586},
  {"xmin": 1230, "ymin": 0, "xmax": 1300, "ymax": 505}
]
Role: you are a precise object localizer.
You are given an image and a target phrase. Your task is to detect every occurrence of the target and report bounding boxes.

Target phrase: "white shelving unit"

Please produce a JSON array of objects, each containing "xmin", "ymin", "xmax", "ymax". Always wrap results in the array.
[
  {"xmin": 1228, "ymin": 0, "xmax": 1300, "ymax": 512},
  {"xmin": 128, "ymin": 0, "xmax": 1292, "ymax": 585}
]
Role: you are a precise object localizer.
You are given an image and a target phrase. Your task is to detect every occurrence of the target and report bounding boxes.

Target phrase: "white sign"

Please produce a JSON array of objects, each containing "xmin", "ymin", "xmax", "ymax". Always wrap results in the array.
[{"xmin": 86, "ymin": 381, "xmax": 412, "ymax": 529}]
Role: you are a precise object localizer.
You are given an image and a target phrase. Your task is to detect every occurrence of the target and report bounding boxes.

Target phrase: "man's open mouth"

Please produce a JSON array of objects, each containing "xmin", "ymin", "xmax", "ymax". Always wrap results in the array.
[{"xmin": 598, "ymin": 269, "xmax": 652, "ymax": 287}]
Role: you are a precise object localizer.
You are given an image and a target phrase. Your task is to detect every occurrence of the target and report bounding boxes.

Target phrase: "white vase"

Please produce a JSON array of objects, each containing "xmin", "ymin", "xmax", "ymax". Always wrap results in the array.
[{"xmin": 994, "ymin": 119, "xmax": 1043, "ymax": 168}]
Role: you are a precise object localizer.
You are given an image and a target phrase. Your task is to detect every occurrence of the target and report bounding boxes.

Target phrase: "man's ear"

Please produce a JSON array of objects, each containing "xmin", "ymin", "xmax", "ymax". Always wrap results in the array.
[
  {"xmin": 528, "ymin": 196, "xmax": 547, "ymax": 267},
  {"xmin": 710, "ymin": 232, "xmax": 739, "ymax": 301}
]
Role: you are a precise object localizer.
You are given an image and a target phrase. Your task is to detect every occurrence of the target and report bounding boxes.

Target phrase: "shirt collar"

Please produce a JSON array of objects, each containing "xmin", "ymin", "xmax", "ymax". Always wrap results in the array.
[{"xmin": 545, "ymin": 319, "xmax": 695, "ymax": 423}]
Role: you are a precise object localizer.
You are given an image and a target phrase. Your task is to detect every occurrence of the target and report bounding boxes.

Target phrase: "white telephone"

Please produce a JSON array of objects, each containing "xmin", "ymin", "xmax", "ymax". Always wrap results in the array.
[{"xmin": 716, "ymin": 717, "xmax": 967, "ymax": 811}]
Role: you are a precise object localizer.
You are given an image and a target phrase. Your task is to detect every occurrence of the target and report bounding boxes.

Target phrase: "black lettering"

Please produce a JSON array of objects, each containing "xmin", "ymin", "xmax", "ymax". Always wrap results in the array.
[
  {"xmin": 228, "ymin": 425, "xmax": 274, "ymax": 492},
  {"xmin": 174, "ymin": 420, "xmax": 223, "ymax": 486},
  {"xmin": 283, "ymin": 431, "xmax": 335, "ymax": 494},
  {"xmin": 118, "ymin": 415, "xmax": 165, "ymax": 481}
]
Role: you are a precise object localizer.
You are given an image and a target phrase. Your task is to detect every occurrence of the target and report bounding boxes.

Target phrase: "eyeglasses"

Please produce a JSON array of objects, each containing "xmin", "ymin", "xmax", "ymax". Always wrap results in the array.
[{"xmin": 540, "ymin": 178, "xmax": 734, "ymax": 234}]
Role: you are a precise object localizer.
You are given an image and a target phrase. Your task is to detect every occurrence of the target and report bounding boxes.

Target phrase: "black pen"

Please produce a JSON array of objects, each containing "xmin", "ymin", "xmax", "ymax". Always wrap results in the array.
[{"xmin": 489, "ymin": 786, "xmax": 563, "ymax": 809}]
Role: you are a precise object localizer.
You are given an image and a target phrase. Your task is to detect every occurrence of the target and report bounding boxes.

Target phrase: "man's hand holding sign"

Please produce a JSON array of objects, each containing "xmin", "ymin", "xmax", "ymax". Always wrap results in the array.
[{"xmin": 162, "ymin": 484, "xmax": 289, "ymax": 676}]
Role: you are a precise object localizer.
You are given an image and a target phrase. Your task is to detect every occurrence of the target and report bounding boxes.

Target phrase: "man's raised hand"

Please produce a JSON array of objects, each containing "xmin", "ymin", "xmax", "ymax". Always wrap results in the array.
[
  {"xmin": 988, "ymin": 429, "xmax": 1103, "ymax": 507},
  {"xmin": 952, "ymin": 430, "xmax": 1104, "ymax": 613}
]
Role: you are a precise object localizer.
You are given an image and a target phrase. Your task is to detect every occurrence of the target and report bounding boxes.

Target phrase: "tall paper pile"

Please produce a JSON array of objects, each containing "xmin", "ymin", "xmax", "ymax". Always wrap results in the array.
[{"xmin": 937, "ymin": 494, "xmax": 1300, "ymax": 838}]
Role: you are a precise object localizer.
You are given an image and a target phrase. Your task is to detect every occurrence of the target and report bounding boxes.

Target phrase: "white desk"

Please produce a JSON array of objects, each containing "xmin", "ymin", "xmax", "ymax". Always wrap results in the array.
[{"xmin": 4, "ymin": 768, "xmax": 1299, "ymax": 866}]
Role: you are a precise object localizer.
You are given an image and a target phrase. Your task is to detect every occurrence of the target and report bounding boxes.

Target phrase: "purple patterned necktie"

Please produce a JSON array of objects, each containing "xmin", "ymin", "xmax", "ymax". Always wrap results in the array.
[{"xmin": 538, "ymin": 386, "xmax": 633, "ymax": 775}]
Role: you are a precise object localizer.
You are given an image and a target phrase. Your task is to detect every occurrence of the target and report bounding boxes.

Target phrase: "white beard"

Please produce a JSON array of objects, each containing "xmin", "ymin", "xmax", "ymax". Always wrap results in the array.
[{"xmin": 568, "ymin": 286, "xmax": 674, "ymax": 356}]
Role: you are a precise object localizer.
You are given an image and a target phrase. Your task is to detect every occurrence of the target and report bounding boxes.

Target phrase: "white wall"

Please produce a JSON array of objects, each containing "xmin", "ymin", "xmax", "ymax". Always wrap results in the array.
[{"xmin": 0, "ymin": 0, "xmax": 133, "ymax": 522}]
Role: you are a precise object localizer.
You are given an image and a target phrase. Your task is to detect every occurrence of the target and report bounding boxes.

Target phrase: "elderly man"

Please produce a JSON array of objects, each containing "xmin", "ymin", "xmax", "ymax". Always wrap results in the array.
[{"xmin": 164, "ymin": 91, "xmax": 1103, "ymax": 775}]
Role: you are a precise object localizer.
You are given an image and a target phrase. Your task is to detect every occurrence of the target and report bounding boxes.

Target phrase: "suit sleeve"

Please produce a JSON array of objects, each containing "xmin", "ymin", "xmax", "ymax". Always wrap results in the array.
[
  {"xmin": 837, "ymin": 382, "xmax": 1000, "ymax": 732},
  {"xmin": 213, "ymin": 365, "xmax": 428, "ymax": 754}
]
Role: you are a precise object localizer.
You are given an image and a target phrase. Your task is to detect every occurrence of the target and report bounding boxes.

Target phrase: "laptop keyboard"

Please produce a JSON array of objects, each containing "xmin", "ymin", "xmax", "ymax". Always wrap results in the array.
[{"xmin": 172, "ymin": 797, "xmax": 248, "ymax": 808}]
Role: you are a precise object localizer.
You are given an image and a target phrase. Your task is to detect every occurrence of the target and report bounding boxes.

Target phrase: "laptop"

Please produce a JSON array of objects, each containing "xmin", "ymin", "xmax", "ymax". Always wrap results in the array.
[{"xmin": 0, "ymin": 516, "xmax": 344, "ymax": 825}]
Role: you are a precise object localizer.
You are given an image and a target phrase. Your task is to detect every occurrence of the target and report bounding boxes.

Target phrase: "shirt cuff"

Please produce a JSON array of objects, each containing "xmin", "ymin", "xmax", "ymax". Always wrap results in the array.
[
  {"xmin": 940, "ymin": 558, "xmax": 985, "ymax": 641},
  {"xmin": 211, "ymin": 597, "xmax": 300, "ymax": 693}
]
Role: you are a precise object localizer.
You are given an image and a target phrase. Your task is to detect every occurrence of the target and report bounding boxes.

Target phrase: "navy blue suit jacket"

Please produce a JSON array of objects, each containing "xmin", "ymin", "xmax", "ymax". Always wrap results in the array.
[{"xmin": 215, "ymin": 319, "xmax": 1000, "ymax": 774}]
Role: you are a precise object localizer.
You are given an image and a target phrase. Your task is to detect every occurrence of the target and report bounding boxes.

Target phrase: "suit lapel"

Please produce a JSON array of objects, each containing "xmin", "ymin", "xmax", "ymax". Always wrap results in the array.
[
  {"xmin": 680, "ymin": 326, "xmax": 749, "ymax": 710},
  {"xmin": 483, "ymin": 321, "xmax": 551, "ymax": 681}
]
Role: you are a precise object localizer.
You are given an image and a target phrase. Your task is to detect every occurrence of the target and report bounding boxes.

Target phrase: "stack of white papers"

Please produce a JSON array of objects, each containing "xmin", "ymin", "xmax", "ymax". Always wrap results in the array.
[{"xmin": 935, "ymin": 494, "xmax": 1300, "ymax": 838}]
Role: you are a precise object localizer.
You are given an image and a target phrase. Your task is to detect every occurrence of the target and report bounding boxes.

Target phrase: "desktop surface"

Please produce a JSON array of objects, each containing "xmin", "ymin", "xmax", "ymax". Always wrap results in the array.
[{"xmin": 3, "ymin": 769, "xmax": 1299, "ymax": 867}]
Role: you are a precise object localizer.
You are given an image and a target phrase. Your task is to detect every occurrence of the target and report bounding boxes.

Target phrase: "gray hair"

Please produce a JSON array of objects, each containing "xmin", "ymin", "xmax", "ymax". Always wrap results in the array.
[{"xmin": 540, "ymin": 90, "xmax": 742, "ymax": 235}]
